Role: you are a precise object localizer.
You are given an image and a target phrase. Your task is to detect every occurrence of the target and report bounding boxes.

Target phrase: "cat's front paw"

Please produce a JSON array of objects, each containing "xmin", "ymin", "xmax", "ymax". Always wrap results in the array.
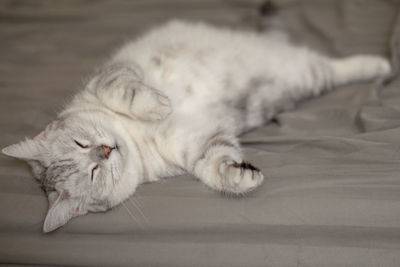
[
  {"xmin": 146, "ymin": 89, "xmax": 173, "ymax": 121},
  {"xmin": 222, "ymin": 161, "xmax": 264, "ymax": 194},
  {"xmin": 130, "ymin": 87, "xmax": 172, "ymax": 121}
]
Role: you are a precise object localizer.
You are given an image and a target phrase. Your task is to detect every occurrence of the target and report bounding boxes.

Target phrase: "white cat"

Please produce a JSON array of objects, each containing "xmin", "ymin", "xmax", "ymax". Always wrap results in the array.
[{"xmin": 2, "ymin": 20, "xmax": 391, "ymax": 232}]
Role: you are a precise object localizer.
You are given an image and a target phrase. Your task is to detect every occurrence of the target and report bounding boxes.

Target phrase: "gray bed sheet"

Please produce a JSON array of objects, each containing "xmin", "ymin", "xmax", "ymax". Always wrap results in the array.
[{"xmin": 1, "ymin": 0, "xmax": 400, "ymax": 266}]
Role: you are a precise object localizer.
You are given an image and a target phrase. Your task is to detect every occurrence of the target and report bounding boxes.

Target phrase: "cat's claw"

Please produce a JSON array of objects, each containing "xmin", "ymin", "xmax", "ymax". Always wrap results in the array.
[{"xmin": 222, "ymin": 161, "xmax": 264, "ymax": 194}]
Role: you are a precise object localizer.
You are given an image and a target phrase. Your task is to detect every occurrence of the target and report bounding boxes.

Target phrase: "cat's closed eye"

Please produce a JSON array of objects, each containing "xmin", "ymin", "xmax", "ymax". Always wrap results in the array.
[
  {"xmin": 91, "ymin": 164, "xmax": 99, "ymax": 181},
  {"xmin": 74, "ymin": 140, "xmax": 89, "ymax": 149}
]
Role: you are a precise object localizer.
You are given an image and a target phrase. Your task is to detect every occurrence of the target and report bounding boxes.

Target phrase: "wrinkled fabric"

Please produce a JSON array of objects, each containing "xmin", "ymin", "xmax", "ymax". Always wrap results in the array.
[{"xmin": 1, "ymin": 0, "xmax": 400, "ymax": 266}]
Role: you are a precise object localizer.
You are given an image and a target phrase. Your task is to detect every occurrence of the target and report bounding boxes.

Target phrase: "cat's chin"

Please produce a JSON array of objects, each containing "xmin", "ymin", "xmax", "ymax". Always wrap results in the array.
[
  {"xmin": 100, "ymin": 127, "xmax": 144, "ymax": 210},
  {"xmin": 106, "ymin": 167, "xmax": 142, "ymax": 210}
]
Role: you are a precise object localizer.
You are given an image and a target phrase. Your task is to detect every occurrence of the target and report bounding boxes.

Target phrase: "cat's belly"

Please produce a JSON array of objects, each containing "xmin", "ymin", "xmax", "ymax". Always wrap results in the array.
[{"xmin": 116, "ymin": 21, "xmax": 297, "ymax": 133}]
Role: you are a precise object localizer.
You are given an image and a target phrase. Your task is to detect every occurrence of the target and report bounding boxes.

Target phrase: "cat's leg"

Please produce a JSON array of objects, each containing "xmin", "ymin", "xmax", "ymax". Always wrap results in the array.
[
  {"xmin": 295, "ymin": 53, "xmax": 391, "ymax": 97},
  {"xmin": 187, "ymin": 132, "xmax": 264, "ymax": 194},
  {"xmin": 276, "ymin": 52, "xmax": 392, "ymax": 106},
  {"xmin": 88, "ymin": 62, "xmax": 172, "ymax": 121}
]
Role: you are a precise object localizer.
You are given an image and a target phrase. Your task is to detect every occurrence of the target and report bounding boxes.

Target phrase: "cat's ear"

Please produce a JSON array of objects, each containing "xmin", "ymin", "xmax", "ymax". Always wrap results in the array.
[
  {"xmin": 2, "ymin": 134, "xmax": 45, "ymax": 160},
  {"xmin": 2, "ymin": 120, "xmax": 61, "ymax": 160},
  {"xmin": 43, "ymin": 191, "xmax": 87, "ymax": 233}
]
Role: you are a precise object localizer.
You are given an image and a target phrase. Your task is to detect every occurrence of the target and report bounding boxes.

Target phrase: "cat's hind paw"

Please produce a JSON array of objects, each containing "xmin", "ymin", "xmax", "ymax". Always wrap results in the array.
[
  {"xmin": 334, "ymin": 55, "xmax": 392, "ymax": 84},
  {"xmin": 355, "ymin": 55, "xmax": 391, "ymax": 78},
  {"xmin": 222, "ymin": 161, "xmax": 264, "ymax": 194}
]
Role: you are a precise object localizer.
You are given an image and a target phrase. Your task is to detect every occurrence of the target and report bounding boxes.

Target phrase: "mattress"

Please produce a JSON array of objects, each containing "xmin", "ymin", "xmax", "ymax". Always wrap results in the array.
[{"xmin": 1, "ymin": 0, "xmax": 400, "ymax": 266}]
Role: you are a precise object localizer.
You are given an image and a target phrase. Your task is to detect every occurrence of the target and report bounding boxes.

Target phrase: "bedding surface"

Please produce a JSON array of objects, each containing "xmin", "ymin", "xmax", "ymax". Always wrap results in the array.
[{"xmin": 1, "ymin": 0, "xmax": 400, "ymax": 266}]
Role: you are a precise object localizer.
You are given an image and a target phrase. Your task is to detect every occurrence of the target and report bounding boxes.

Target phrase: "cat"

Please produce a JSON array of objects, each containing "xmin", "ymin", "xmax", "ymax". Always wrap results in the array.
[{"xmin": 2, "ymin": 19, "xmax": 391, "ymax": 232}]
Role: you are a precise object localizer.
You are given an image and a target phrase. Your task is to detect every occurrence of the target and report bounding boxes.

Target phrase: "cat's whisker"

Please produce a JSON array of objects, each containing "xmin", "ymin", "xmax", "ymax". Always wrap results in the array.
[
  {"xmin": 116, "ymin": 171, "xmax": 144, "ymax": 227},
  {"xmin": 129, "ymin": 196, "xmax": 149, "ymax": 224},
  {"xmin": 122, "ymin": 201, "xmax": 142, "ymax": 228},
  {"xmin": 132, "ymin": 195, "xmax": 143, "ymax": 208}
]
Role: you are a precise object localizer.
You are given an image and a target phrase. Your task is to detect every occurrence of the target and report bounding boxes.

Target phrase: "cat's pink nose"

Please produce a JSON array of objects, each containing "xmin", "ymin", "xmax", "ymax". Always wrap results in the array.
[{"xmin": 102, "ymin": 145, "xmax": 113, "ymax": 158}]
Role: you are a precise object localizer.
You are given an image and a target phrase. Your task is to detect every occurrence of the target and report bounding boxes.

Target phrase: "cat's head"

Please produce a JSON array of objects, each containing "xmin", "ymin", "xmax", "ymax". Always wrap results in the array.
[{"xmin": 2, "ymin": 112, "xmax": 142, "ymax": 232}]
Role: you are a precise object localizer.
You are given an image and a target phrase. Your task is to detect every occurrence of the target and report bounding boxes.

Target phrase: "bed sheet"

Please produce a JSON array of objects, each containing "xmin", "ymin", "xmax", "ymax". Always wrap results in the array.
[{"xmin": 1, "ymin": 0, "xmax": 400, "ymax": 266}]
